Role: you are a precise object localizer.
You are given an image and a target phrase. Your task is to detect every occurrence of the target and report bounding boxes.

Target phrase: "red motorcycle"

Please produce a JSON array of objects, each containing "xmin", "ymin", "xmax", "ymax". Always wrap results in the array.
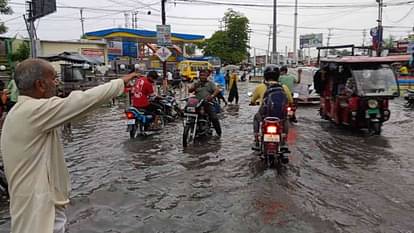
[{"xmin": 259, "ymin": 117, "xmax": 289, "ymax": 170}]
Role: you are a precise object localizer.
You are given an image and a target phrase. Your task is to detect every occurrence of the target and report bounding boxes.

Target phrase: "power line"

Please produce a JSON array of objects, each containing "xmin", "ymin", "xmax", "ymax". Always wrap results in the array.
[{"xmin": 172, "ymin": 0, "xmax": 414, "ymax": 8}]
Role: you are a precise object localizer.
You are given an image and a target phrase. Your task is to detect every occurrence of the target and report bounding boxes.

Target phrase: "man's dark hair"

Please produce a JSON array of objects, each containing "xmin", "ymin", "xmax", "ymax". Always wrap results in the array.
[
  {"xmin": 147, "ymin": 70, "xmax": 159, "ymax": 79},
  {"xmin": 280, "ymin": 65, "xmax": 288, "ymax": 73}
]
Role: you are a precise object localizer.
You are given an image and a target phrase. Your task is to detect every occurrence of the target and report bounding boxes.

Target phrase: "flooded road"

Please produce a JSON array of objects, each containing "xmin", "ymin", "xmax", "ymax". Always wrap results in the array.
[{"xmin": 1, "ymin": 82, "xmax": 414, "ymax": 233}]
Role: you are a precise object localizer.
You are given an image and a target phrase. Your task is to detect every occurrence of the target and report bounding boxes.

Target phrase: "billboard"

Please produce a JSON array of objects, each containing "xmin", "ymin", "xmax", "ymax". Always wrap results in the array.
[
  {"xmin": 300, "ymin": 33, "xmax": 323, "ymax": 49},
  {"xmin": 32, "ymin": 0, "xmax": 57, "ymax": 20}
]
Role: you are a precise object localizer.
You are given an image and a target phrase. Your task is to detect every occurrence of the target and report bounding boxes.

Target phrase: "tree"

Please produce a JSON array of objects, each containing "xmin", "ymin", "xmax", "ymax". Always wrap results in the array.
[
  {"xmin": 383, "ymin": 35, "xmax": 395, "ymax": 49},
  {"xmin": 11, "ymin": 42, "xmax": 30, "ymax": 62},
  {"xmin": 0, "ymin": 0, "xmax": 13, "ymax": 34},
  {"xmin": 184, "ymin": 44, "xmax": 196, "ymax": 56},
  {"xmin": 198, "ymin": 9, "xmax": 249, "ymax": 64}
]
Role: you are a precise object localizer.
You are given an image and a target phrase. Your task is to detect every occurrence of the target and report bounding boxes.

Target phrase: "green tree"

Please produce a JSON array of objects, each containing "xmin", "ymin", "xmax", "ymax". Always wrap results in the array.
[
  {"xmin": 11, "ymin": 42, "xmax": 30, "ymax": 62},
  {"xmin": 0, "ymin": 0, "xmax": 13, "ymax": 34},
  {"xmin": 198, "ymin": 9, "xmax": 249, "ymax": 64},
  {"xmin": 383, "ymin": 35, "xmax": 395, "ymax": 49},
  {"xmin": 185, "ymin": 44, "xmax": 196, "ymax": 56}
]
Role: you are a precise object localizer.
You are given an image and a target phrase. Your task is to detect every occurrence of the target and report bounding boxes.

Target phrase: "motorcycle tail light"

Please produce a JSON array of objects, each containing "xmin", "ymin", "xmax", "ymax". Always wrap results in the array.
[
  {"xmin": 126, "ymin": 112, "xmax": 135, "ymax": 119},
  {"xmin": 266, "ymin": 125, "xmax": 277, "ymax": 134},
  {"xmin": 287, "ymin": 107, "xmax": 292, "ymax": 111}
]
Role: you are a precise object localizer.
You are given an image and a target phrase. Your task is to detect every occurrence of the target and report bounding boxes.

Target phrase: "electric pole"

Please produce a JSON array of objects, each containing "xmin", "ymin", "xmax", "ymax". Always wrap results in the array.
[
  {"xmin": 124, "ymin": 12, "xmax": 129, "ymax": 28},
  {"xmin": 267, "ymin": 25, "xmax": 272, "ymax": 64},
  {"xmin": 161, "ymin": 0, "xmax": 167, "ymax": 93},
  {"xmin": 326, "ymin": 28, "xmax": 333, "ymax": 57},
  {"xmin": 272, "ymin": 0, "xmax": 277, "ymax": 64},
  {"xmin": 24, "ymin": 1, "xmax": 37, "ymax": 58},
  {"xmin": 293, "ymin": 0, "xmax": 298, "ymax": 64},
  {"xmin": 376, "ymin": 0, "xmax": 383, "ymax": 56},
  {"xmin": 80, "ymin": 8, "xmax": 85, "ymax": 37}
]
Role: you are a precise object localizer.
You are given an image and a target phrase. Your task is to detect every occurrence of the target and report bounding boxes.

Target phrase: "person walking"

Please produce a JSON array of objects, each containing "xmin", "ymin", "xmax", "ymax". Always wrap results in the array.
[
  {"xmin": 224, "ymin": 70, "xmax": 230, "ymax": 90},
  {"xmin": 0, "ymin": 59, "xmax": 137, "ymax": 233},
  {"xmin": 227, "ymin": 70, "xmax": 239, "ymax": 104}
]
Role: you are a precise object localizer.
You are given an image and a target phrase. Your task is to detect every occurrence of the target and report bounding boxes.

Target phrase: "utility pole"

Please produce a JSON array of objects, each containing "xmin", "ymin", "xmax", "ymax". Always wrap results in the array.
[
  {"xmin": 124, "ymin": 12, "xmax": 129, "ymax": 28},
  {"xmin": 80, "ymin": 8, "xmax": 85, "ymax": 37},
  {"xmin": 376, "ymin": 0, "xmax": 384, "ymax": 56},
  {"xmin": 161, "ymin": 0, "xmax": 167, "ymax": 93},
  {"xmin": 293, "ymin": 0, "xmax": 298, "ymax": 64},
  {"xmin": 326, "ymin": 28, "xmax": 333, "ymax": 57},
  {"xmin": 24, "ymin": 1, "xmax": 37, "ymax": 58},
  {"xmin": 267, "ymin": 25, "xmax": 272, "ymax": 64},
  {"xmin": 272, "ymin": 0, "xmax": 277, "ymax": 64}
]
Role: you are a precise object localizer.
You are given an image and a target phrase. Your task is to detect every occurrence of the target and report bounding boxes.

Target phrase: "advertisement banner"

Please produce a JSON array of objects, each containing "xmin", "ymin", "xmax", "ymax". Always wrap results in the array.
[
  {"xmin": 157, "ymin": 25, "xmax": 172, "ymax": 46},
  {"xmin": 108, "ymin": 41, "xmax": 123, "ymax": 56},
  {"xmin": 300, "ymin": 33, "xmax": 323, "ymax": 49}
]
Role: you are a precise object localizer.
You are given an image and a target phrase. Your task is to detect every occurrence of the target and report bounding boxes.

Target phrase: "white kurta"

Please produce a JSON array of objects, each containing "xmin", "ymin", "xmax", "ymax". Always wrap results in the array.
[{"xmin": 0, "ymin": 79, "xmax": 124, "ymax": 233}]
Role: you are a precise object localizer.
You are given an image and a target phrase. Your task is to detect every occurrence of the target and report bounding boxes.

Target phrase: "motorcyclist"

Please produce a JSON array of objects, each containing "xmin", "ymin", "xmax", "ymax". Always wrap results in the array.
[
  {"xmin": 189, "ymin": 68, "xmax": 222, "ymax": 137},
  {"xmin": 279, "ymin": 65, "xmax": 299, "ymax": 123},
  {"xmin": 131, "ymin": 70, "xmax": 164, "ymax": 124},
  {"xmin": 251, "ymin": 64, "xmax": 293, "ymax": 150}
]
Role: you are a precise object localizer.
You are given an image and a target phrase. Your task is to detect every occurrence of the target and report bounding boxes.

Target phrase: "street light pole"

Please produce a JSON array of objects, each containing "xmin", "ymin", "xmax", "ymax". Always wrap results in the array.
[{"xmin": 272, "ymin": 0, "xmax": 277, "ymax": 64}]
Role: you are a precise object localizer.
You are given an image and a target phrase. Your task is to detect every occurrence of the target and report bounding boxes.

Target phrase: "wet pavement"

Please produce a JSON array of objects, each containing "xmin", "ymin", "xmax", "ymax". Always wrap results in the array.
[{"xmin": 1, "ymin": 82, "xmax": 414, "ymax": 233}]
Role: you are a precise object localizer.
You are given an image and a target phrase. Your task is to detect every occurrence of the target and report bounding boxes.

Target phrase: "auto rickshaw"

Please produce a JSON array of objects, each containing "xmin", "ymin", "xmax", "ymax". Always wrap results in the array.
[{"xmin": 315, "ymin": 56, "xmax": 400, "ymax": 134}]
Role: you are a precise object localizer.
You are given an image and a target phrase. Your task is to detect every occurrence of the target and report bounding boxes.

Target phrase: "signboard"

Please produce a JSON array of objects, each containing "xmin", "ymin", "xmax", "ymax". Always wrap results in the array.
[
  {"xmin": 300, "ymin": 33, "xmax": 323, "ymax": 49},
  {"xmin": 32, "ymin": 0, "xmax": 57, "ymax": 20},
  {"xmin": 81, "ymin": 48, "xmax": 104, "ymax": 59},
  {"xmin": 156, "ymin": 25, "xmax": 172, "ymax": 46},
  {"xmin": 409, "ymin": 34, "xmax": 414, "ymax": 42},
  {"xmin": 108, "ymin": 41, "xmax": 123, "ymax": 56},
  {"xmin": 155, "ymin": 46, "xmax": 172, "ymax": 62}
]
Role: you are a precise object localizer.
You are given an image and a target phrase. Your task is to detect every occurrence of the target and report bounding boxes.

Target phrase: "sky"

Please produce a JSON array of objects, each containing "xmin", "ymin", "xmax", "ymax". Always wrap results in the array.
[{"xmin": 2, "ymin": 0, "xmax": 414, "ymax": 56}]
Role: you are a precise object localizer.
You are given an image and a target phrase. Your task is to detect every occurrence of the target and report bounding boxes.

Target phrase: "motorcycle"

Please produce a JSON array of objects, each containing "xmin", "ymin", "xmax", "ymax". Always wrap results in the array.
[
  {"xmin": 125, "ymin": 105, "xmax": 165, "ymax": 139},
  {"xmin": 182, "ymin": 97, "xmax": 213, "ymax": 147},
  {"xmin": 0, "ymin": 163, "xmax": 8, "ymax": 197},
  {"xmin": 259, "ymin": 117, "xmax": 290, "ymax": 170},
  {"xmin": 158, "ymin": 93, "xmax": 183, "ymax": 121},
  {"xmin": 404, "ymin": 89, "xmax": 414, "ymax": 108}
]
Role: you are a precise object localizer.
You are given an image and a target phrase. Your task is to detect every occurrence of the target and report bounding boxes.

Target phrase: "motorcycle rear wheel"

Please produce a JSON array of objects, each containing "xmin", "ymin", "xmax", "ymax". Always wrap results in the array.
[
  {"xmin": 183, "ymin": 125, "xmax": 193, "ymax": 147},
  {"xmin": 129, "ymin": 124, "xmax": 138, "ymax": 139}
]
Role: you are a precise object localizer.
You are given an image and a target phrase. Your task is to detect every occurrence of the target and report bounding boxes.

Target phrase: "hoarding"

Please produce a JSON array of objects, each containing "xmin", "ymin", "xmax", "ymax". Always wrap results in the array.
[
  {"xmin": 300, "ymin": 33, "xmax": 323, "ymax": 49},
  {"xmin": 32, "ymin": 0, "xmax": 57, "ymax": 20}
]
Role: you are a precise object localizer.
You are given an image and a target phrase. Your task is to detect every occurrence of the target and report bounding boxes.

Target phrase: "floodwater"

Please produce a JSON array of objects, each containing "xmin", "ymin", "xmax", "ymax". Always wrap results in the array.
[{"xmin": 1, "ymin": 82, "xmax": 414, "ymax": 233}]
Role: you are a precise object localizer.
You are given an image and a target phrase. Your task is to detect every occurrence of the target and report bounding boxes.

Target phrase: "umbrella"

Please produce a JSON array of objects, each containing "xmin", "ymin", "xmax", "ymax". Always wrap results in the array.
[{"xmin": 222, "ymin": 65, "xmax": 239, "ymax": 72}]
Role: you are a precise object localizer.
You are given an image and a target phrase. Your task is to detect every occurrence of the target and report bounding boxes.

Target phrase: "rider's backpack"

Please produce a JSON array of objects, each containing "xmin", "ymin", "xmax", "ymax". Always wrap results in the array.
[{"xmin": 261, "ymin": 84, "xmax": 288, "ymax": 119}]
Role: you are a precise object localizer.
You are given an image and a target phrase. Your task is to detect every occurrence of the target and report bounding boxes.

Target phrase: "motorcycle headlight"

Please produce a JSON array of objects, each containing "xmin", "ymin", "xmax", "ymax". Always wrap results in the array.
[{"xmin": 368, "ymin": 99, "xmax": 378, "ymax": 109}]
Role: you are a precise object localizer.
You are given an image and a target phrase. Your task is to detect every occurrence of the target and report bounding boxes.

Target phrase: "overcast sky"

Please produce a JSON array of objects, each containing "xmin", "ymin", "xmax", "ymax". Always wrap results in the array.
[{"xmin": 2, "ymin": 0, "xmax": 414, "ymax": 56}]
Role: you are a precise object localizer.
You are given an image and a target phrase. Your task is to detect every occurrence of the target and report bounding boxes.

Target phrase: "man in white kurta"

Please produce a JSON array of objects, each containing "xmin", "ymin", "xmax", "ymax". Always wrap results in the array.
[{"xmin": 0, "ymin": 59, "xmax": 136, "ymax": 233}]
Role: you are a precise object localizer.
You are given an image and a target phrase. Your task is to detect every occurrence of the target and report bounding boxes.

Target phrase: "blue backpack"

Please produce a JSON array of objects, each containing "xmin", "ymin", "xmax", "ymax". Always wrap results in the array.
[{"xmin": 261, "ymin": 84, "xmax": 288, "ymax": 119}]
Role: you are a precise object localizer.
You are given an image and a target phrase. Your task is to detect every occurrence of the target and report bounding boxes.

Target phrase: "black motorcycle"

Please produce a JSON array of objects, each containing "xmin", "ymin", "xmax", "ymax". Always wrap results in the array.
[
  {"xmin": 0, "ymin": 163, "xmax": 8, "ymax": 197},
  {"xmin": 182, "ymin": 97, "xmax": 212, "ymax": 147},
  {"xmin": 158, "ymin": 93, "xmax": 183, "ymax": 121},
  {"xmin": 404, "ymin": 89, "xmax": 414, "ymax": 108}
]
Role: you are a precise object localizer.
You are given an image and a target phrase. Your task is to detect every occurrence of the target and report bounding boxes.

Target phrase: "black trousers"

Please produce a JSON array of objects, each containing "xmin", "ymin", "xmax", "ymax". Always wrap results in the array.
[{"xmin": 203, "ymin": 102, "xmax": 222, "ymax": 136}]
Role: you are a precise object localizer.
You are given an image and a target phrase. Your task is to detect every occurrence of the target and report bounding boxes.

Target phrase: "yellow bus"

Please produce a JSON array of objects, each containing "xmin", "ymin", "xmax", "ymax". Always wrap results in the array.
[{"xmin": 177, "ymin": 60, "xmax": 213, "ymax": 81}]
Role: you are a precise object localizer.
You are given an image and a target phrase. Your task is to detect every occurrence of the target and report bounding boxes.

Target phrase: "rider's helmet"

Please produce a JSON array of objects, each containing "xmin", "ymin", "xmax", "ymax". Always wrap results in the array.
[{"xmin": 263, "ymin": 64, "xmax": 280, "ymax": 82}]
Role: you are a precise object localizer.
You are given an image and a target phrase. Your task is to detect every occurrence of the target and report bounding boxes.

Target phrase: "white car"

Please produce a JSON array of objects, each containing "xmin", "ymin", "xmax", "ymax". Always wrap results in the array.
[{"xmin": 292, "ymin": 67, "xmax": 320, "ymax": 104}]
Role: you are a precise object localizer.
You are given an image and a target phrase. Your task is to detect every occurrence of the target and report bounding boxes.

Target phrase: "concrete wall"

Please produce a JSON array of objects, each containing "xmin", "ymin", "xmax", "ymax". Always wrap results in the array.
[{"xmin": 39, "ymin": 40, "xmax": 108, "ymax": 64}]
